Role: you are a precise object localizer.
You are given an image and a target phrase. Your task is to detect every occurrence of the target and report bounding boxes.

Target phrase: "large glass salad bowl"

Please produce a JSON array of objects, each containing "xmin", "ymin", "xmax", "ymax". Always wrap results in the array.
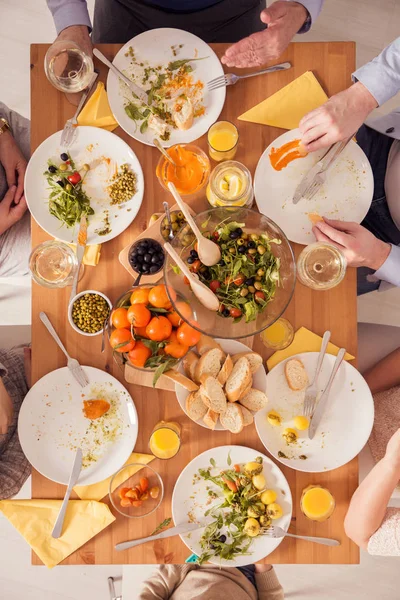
[{"xmin": 163, "ymin": 207, "xmax": 296, "ymax": 339}]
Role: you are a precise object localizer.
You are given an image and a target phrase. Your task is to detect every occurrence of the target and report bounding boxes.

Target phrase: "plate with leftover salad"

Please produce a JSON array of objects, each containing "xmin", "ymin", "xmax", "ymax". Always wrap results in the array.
[
  {"xmin": 106, "ymin": 28, "xmax": 226, "ymax": 146},
  {"xmin": 255, "ymin": 352, "xmax": 374, "ymax": 473},
  {"xmin": 25, "ymin": 126, "xmax": 144, "ymax": 244},
  {"xmin": 172, "ymin": 445, "xmax": 292, "ymax": 566},
  {"xmin": 254, "ymin": 128, "xmax": 373, "ymax": 245},
  {"xmin": 18, "ymin": 366, "xmax": 138, "ymax": 485}
]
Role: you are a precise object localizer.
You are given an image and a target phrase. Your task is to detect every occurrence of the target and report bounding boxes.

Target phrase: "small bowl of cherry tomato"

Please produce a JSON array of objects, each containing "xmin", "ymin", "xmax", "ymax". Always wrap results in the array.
[{"xmin": 109, "ymin": 463, "xmax": 164, "ymax": 518}]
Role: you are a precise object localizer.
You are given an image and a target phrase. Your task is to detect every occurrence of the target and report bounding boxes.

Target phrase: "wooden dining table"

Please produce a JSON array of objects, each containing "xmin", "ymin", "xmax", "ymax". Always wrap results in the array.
[{"xmin": 30, "ymin": 40, "xmax": 359, "ymax": 566}]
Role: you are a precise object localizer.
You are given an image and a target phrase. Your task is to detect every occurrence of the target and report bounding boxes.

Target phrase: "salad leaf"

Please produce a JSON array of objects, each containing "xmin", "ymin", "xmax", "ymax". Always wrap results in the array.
[
  {"xmin": 151, "ymin": 517, "xmax": 172, "ymax": 536},
  {"xmin": 125, "ymin": 103, "xmax": 144, "ymax": 121},
  {"xmin": 227, "ymin": 451, "xmax": 232, "ymax": 466},
  {"xmin": 167, "ymin": 56, "xmax": 208, "ymax": 71},
  {"xmin": 140, "ymin": 120, "xmax": 149, "ymax": 134},
  {"xmin": 210, "ymin": 458, "xmax": 216, "ymax": 468},
  {"xmin": 244, "ymin": 300, "xmax": 258, "ymax": 323}
]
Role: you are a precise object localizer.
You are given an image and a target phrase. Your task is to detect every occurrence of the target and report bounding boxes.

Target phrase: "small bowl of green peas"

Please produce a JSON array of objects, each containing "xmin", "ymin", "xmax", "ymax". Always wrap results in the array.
[{"xmin": 68, "ymin": 290, "xmax": 112, "ymax": 336}]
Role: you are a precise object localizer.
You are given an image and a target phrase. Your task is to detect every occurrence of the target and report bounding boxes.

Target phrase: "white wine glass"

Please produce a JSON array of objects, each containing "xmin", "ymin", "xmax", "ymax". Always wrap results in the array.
[{"xmin": 44, "ymin": 40, "xmax": 94, "ymax": 93}]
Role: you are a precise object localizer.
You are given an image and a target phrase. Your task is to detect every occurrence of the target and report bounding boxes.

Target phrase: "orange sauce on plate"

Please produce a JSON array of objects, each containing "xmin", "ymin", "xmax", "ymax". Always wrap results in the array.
[
  {"xmin": 83, "ymin": 399, "xmax": 110, "ymax": 420},
  {"xmin": 157, "ymin": 145, "xmax": 209, "ymax": 195},
  {"xmin": 269, "ymin": 139, "xmax": 308, "ymax": 171}
]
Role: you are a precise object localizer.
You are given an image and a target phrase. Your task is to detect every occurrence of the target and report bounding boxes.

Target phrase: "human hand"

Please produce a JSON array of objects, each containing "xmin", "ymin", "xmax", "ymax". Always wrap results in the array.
[
  {"xmin": 313, "ymin": 219, "xmax": 391, "ymax": 270},
  {"xmin": 299, "ymin": 82, "xmax": 378, "ymax": 152},
  {"xmin": 56, "ymin": 25, "xmax": 92, "ymax": 58},
  {"xmin": 255, "ymin": 564, "xmax": 273, "ymax": 573},
  {"xmin": 0, "ymin": 185, "xmax": 28, "ymax": 236},
  {"xmin": 384, "ymin": 428, "xmax": 400, "ymax": 470},
  {"xmin": 221, "ymin": 1, "xmax": 307, "ymax": 68},
  {"xmin": 0, "ymin": 379, "xmax": 13, "ymax": 435},
  {"xmin": 0, "ymin": 130, "xmax": 27, "ymax": 203}
]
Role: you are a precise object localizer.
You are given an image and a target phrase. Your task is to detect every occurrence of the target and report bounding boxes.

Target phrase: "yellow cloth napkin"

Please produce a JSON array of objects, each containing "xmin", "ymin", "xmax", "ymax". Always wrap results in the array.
[
  {"xmin": 0, "ymin": 500, "xmax": 115, "ymax": 569},
  {"xmin": 67, "ymin": 243, "xmax": 102, "ymax": 266},
  {"xmin": 238, "ymin": 71, "xmax": 328, "ymax": 130},
  {"xmin": 77, "ymin": 82, "xmax": 118, "ymax": 131},
  {"xmin": 267, "ymin": 326, "xmax": 355, "ymax": 371},
  {"xmin": 74, "ymin": 452, "xmax": 155, "ymax": 501}
]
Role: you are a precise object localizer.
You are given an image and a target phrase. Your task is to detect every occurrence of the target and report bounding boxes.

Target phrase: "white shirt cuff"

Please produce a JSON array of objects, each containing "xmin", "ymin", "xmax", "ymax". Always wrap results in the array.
[{"xmin": 374, "ymin": 244, "xmax": 400, "ymax": 287}]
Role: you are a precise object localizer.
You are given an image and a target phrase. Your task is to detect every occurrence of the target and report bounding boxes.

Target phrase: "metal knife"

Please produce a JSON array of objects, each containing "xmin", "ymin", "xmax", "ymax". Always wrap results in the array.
[
  {"xmin": 69, "ymin": 214, "xmax": 87, "ymax": 303},
  {"xmin": 52, "ymin": 448, "xmax": 83, "ymax": 538},
  {"xmin": 93, "ymin": 48, "xmax": 148, "ymax": 106},
  {"xmin": 308, "ymin": 348, "xmax": 346, "ymax": 440},
  {"xmin": 115, "ymin": 522, "xmax": 202, "ymax": 551}
]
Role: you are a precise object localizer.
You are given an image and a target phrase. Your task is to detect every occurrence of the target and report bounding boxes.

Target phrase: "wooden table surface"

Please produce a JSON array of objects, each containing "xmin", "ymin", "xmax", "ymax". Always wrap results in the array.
[{"xmin": 30, "ymin": 41, "xmax": 359, "ymax": 565}]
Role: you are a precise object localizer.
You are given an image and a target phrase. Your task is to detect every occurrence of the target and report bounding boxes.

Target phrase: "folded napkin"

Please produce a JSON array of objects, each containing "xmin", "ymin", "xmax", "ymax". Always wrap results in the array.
[
  {"xmin": 238, "ymin": 71, "xmax": 328, "ymax": 130},
  {"xmin": 267, "ymin": 326, "xmax": 355, "ymax": 371},
  {"xmin": 67, "ymin": 243, "xmax": 102, "ymax": 266},
  {"xmin": 74, "ymin": 452, "xmax": 155, "ymax": 501},
  {"xmin": 77, "ymin": 82, "xmax": 118, "ymax": 131},
  {"xmin": 0, "ymin": 499, "xmax": 115, "ymax": 568}
]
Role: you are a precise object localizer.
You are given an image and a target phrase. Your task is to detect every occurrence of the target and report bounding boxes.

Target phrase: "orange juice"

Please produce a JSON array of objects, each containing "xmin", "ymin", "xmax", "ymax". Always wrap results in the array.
[
  {"xmin": 300, "ymin": 485, "xmax": 336, "ymax": 522},
  {"xmin": 260, "ymin": 318, "xmax": 294, "ymax": 350},
  {"xmin": 149, "ymin": 421, "xmax": 181, "ymax": 459},
  {"xmin": 208, "ymin": 121, "xmax": 239, "ymax": 161}
]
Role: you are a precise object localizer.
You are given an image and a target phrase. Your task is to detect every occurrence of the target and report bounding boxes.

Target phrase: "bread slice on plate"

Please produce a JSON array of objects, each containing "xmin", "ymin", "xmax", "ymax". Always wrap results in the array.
[
  {"xmin": 239, "ymin": 404, "xmax": 254, "ymax": 427},
  {"xmin": 195, "ymin": 348, "xmax": 225, "ymax": 382},
  {"xmin": 196, "ymin": 334, "xmax": 223, "ymax": 356},
  {"xmin": 186, "ymin": 389, "xmax": 208, "ymax": 422},
  {"xmin": 220, "ymin": 403, "xmax": 244, "ymax": 434},
  {"xmin": 238, "ymin": 380, "xmax": 252, "ymax": 401},
  {"xmin": 225, "ymin": 357, "xmax": 252, "ymax": 403},
  {"xmin": 239, "ymin": 388, "xmax": 268, "ymax": 412},
  {"xmin": 199, "ymin": 376, "xmax": 227, "ymax": 414},
  {"xmin": 183, "ymin": 351, "xmax": 198, "ymax": 381},
  {"xmin": 164, "ymin": 370, "xmax": 199, "ymax": 391},
  {"xmin": 285, "ymin": 358, "xmax": 309, "ymax": 391},
  {"xmin": 232, "ymin": 352, "xmax": 263, "ymax": 374},
  {"xmin": 217, "ymin": 354, "xmax": 233, "ymax": 386},
  {"xmin": 203, "ymin": 408, "xmax": 219, "ymax": 430},
  {"xmin": 173, "ymin": 97, "xmax": 194, "ymax": 131}
]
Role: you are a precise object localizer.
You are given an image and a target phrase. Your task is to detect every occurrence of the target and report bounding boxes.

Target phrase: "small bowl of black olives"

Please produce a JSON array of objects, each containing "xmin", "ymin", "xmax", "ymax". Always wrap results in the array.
[{"xmin": 128, "ymin": 238, "xmax": 165, "ymax": 281}]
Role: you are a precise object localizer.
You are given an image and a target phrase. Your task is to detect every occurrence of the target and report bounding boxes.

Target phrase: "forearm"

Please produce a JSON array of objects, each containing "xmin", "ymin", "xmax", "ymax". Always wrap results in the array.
[
  {"xmin": 353, "ymin": 37, "xmax": 400, "ymax": 106},
  {"xmin": 255, "ymin": 567, "xmax": 284, "ymax": 600},
  {"xmin": 363, "ymin": 347, "xmax": 400, "ymax": 393},
  {"xmin": 344, "ymin": 456, "xmax": 400, "ymax": 548},
  {"xmin": 46, "ymin": 0, "xmax": 91, "ymax": 34}
]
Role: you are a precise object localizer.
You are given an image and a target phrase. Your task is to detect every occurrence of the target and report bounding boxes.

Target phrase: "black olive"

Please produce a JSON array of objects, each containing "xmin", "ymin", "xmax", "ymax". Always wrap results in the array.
[
  {"xmin": 209, "ymin": 543, "xmax": 216, "ymax": 550},
  {"xmin": 190, "ymin": 249, "xmax": 198, "ymax": 258},
  {"xmin": 144, "ymin": 254, "xmax": 152, "ymax": 263},
  {"xmin": 147, "ymin": 247, "xmax": 155, "ymax": 255},
  {"xmin": 157, "ymin": 253, "xmax": 164, "ymax": 262},
  {"xmin": 245, "ymin": 278, "xmax": 254, "ymax": 286},
  {"xmin": 57, "ymin": 180, "xmax": 64, "ymax": 187},
  {"xmin": 151, "ymin": 255, "xmax": 159, "ymax": 264},
  {"xmin": 150, "ymin": 265, "xmax": 160, "ymax": 273},
  {"xmin": 48, "ymin": 165, "xmax": 57, "ymax": 174},
  {"xmin": 60, "ymin": 152, "xmax": 68, "ymax": 161},
  {"xmin": 222, "ymin": 308, "xmax": 230, "ymax": 317},
  {"xmin": 238, "ymin": 245, "xmax": 247, "ymax": 254},
  {"xmin": 218, "ymin": 259, "xmax": 225, "ymax": 266},
  {"xmin": 187, "ymin": 256, "xmax": 195, "ymax": 264},
  {"xmin": 218, "ymin": 535, "xmax": 227, "ymax": 543},
  {"xmin": 142, "ymin": 263, "xmax": 150, "ymax": 272},
  {"xmin": 139, "ymin": 239, "xmax": 149, "ymax": 248},
  {"xmin": 136, "ymin": 247, "xmax": 145, "ymax": 255},
  {"xmin": 235, "ymin": 227, "xmax": 243, "ymax": 235},
  {"xmin": 229, "ymin": 231, "xmax": 240, "ymax": 239},
  {"xmin": 248, "ymin": 240, "xmax": 256, "ymax": 249}
]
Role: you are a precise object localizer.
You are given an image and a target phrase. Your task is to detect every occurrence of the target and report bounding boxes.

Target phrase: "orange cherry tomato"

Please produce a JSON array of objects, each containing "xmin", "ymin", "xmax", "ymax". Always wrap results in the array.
[
  {"xmin": 233, "ymin": 464, "xmax": 241, "ymax": 473},
  {"xmin": 148, "ymin": 284, "xmax": 176, "ymax": 309},
  {"xmin": 146, "ymin": 316, "xmax": 172, "ymax": 342},
  {"xmin": 183, "ymin": 276, "xmax": 190, "ymax": 286},
  {"xmin": 167, "ymin": 301, "xmax": 192, "ymax": 327},
  {"xmin": 164, "ymin": 341, "xmax": 189, "ymax": 359},
  {"xmin": 222, "ymin": 477, "xmax": 238, "ymax": 492},
  {"xmin": 120, "ymin": 497, "xmax": 133, "ymax": 508},
  {"xmin": 139, "ymin": 477, "xmax": 149, "ymax": 493},
  {"xmin": 125, "ymin": 488, "xmax": 140, "ymax": 500},
  {"xmin": 190, "ymin": 259, "xmax": 202, "ymax": 273},
  {"xmin": 118, "ymin": 487, "xmax": 131, "ymax": 499},
  {"xmin": 111, "ymin": 307, "xmax": 131, "ymax": 329},
  {"xmin": 131, "ymin": 500, "xmax": 143, "ymax": 507},
  {"xmin": 130, "ymin": 287, "xmax": 150, "ymax": 305},
  {"xmin": 134, "ymin": 325, "xmax": 149, "ymax": 338},
  {"xmin": 176, "ymin": 321, "xmax": 201, "ymax": 347},
  {"xmin": 110, "ymin": 328, "xmax": 135, "ymax": 353},
  {"xmin": 128, "ymin": 341, "xmax": 152, "ymax": 368},
  {"xmin": 127, "ymin": 303, "xmax": 151, "ymax": 328}
]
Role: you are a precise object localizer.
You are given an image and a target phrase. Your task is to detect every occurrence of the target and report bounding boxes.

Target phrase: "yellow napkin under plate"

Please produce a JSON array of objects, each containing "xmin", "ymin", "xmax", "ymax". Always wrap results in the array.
[
  {"xmin": 238, "ymin": 71, "xmax": 328, "ymax": 130},
  {"xmin": 77, "ymin": 82, "xmax": 118, "ymax": 131},
  {"xmin": 267, "ymin": 326, "xmax": 355, "ymax": 371},
  {"xmin": 0, "ymin": 499, "xmax": 115, "ymax": 569},
  {"xmin": 67, "ymin": 243, "xmax": 102, "ymax": 266},
  {"xmin": 74, "ymin": 452, "xmax": 155, "ymax": 501}
]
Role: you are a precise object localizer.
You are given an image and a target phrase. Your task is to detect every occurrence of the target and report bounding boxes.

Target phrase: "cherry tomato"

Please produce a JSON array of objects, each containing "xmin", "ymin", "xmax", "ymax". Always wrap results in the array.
[
  {"xmin": 230, "ymin": 307, "xmax": 242, "ymax": 318},
  {"xmin": 118, "ymin": 487, "xmax": 131, "ymax": 499},
  {"xmin": 176, "ymin": 321, "xmax": 201, "ymax": 347},
  {"xmin": 190, "ymin": 259, "xmax": 202, "ymax": 273},
  {"xmin": 167, "ymin": 301, "xmax": 192, "ymax": 327},
  {"xmin": 212, "ymin": 231, "xmax": 220, "ymax": 241},
  {"xmin": 127, "ymin": 303, "xmax": 151, "ymax": 328},
  {"xmin": 146, "ymin": 316, "xmax": 172, "ymax": 342},
  {"xmin": 110, "ymin": 328, "xmax": 135, "ymax": 353},
  {"xmin": 128, "ymin": 341, "xmax": 152, "ymax": 368},
  {"xmin": 255, "ymin": 291, "xmax": 265, "ymax": 303},
  {"xmin": 225, "ymin": 274, "xmax": 245, "ymax": 286},
  {"xmin": 148, "ymin": 284, "xmax": 175, "ymax": 309},
  {"xmin": 130, "ymin": 500, "xmax": 143, "ymax": 508},
  {"xmin": 130, "ymin": 287, "xmax": 150, "ymax": 305},
  {"xmin": 183, "ymin": 276, "xmax": 190, "ymax": 285},
  {"xmin": 233, "ymin": 464, "xmax": 241, "ymax": 473},
  {"xmin": 139, "ymin": 477, "xmax": 149, "ymax": 493},
  {"xmin": 209, "ymin": 280, "xmax": 221, "ymax": 293},
  {"xmin": 67, "ymin": 171, "xmax": 81, "ymax": 185},
  {"xmin": 134, "ymin": 325, "xmax": 149, "ymax": 338},
  {"xmin": 125, "ymin": 488, "xmax": 140, "ymax": 500},
  {"xmin": 120, "ymin": 497, "xmax": 133, "ymax": 508},
  {"xmin": 111, "ymin": 307, "xmax": 130, "ymax": 329},
  {"xmin": 164, "ymin": 341, "xmax": 189, "ymax": 359}
]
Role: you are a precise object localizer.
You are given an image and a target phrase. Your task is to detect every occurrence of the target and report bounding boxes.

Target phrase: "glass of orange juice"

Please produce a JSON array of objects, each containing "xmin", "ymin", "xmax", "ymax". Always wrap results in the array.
[
  {"xmin": 208, "ymin": 121, "xmax": 239, "ymax": 161},
  {"xmin": 300, "ymin": 485, "xmax": 336, "ymax": 522},
  {"xmin": 260, "ymin": 318, "xmax": 294, "ymax": 350},
  {"xmin": 149, "ymin": 421, "xmax": 181, "ymax": 459}
]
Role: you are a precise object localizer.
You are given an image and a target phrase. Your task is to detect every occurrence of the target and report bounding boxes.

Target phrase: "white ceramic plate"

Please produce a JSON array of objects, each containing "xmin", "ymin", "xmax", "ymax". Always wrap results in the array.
[
  {"xmin": 255, "ymin": 352, "xmax": 374, "ymax": 473},
  {"xmin": 107, "ymin": 28, "xmax": 226, "ymax": 147},
  {"xmin": 172, "ymin": 445, "xmax": 292, "ymax": 566},
  {"xmin": 25, "ymin": 126, "xmax": 144, "ymax": 245},
  {"xmin": 18, "ymin": 366, "xmax": 138, "ymax": 485},
  {"xmin": 254, "ymin": 129, "xmax": 373, "ymax": 245},
  {"xmin": 175, "ymin": 339, "xmax": 267, "ymax": 430}
]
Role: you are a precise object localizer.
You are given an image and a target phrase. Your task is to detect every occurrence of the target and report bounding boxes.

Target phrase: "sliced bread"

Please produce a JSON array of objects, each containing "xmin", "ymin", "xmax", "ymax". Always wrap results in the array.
[
  {"xmin": 183, "ymin": 351, "xmax": 198, "ymax": 381},
  {"xmin": 199, "ymin": 376, "xmax": 227, "ymax": 414},
  {"xmin": 203, "ymin": 408, "xmax": 219, "ymax": 430},
  {"xmin": 285, "ymin": 358, "xmax": 309, "ymax": 391},
  {"xmin": 196, "ymin": 334, "xmax": 223, "ymax": 356},
  {"xmin": 217, "ymin": 354, "xmax": 233, "ymax": 386},
  {"xmin": 163, "ymin": 370, "xmax": 199, "ymax": 392},
  {"xmin": 225, "ymin": 357, "xmax": 252, "ymax": 403},
  {"xmin": 195, "ymin": 347, "xmax": 225, "ymax": 382},
  {"xmin": 232, "ymin": 352, "xmax": 263, "ymax": 374},
  {"xmin": 186, "ymin": 389, "xmax": 208, "ymax": 422},
  {"xmin": 220, "ymin": 403, "xmax": 244, "ymax": 434},
  {"xmin": 173, "ymin": 97, "xmax": 194, "ymax": 131},
  {"xmin": 239, "ymin": 388, "xmax": 268, "ymax": 412},
  {"xmin": 239, "ymin": 404, "xmax": 254, "ymax": 427},
  {"xmin": 238, "ymin": 380, "xmax": 252, "ymax": 401}
]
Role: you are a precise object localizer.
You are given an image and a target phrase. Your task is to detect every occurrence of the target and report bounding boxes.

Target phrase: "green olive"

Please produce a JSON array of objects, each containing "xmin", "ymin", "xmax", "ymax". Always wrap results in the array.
[
  {"xmin": 248, "ymin": 248, "xmax": 257, "ymax": 255},
  {"xmin": 240, "ymin": 288, "xmax": 249, "ymax": 297},
  {"xmin": 257, "ymin": 245, "xmax": 266, "ymax": 255},
  {"xmin": 65, "ymin": 183, "xmax": 72, "ymax": 192},
  {"xmin": 248, "ymin": 285, "xmax": 256, "ymax": 293},
  {"xmin": 59, "ymin": 163, "xmax": 68, "ymax": 171},
  {"xmin": 257, "ymin": 268, "xmax": 265, "ymax": 276},
  {"xmin": 254, "ymin": 281, "xmax": 263, "ymax": 290},
  {"xmin": 82, "ymin": 163, "xmax": 90, "ymax": 171},
  {"xmin": 250, "ymin": 233, "xmax": 259, "ymax": 242}
]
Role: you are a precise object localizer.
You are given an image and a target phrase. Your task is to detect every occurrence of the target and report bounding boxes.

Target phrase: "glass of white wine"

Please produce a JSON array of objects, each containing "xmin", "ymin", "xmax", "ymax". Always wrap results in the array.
[
  {"xmin": 29, "ymin": 241, "xmax": 82, "ymax": 289},
  {"xmin": 44, "ymin": 40, "xmax": 94, "ymax": 93},
  {"xmin": 297, "ymin": 242, "xmax": 347, "ymax": 290}
]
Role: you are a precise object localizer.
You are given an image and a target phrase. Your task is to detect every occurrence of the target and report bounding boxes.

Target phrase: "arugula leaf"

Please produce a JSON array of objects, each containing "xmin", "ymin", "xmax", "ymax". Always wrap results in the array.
[
  {"xmin": 210, "ymin": 458, "xmax": 216, "ymax": 468},
  {"xmin": 167, "ymin": 56, "xmax": 208, "ymax": 71},
  {"xmin": 140, "ymin": 120, "xmax": 149, "ymax": 134},
  {"xmin": 227, "ymin": 451, "xmax": 232, "ymax": 466},
  {"xmin": 151, "ymin": 517, "xmax": 172, "ymax": 536},
  {"xmin": 125, "ymin": 103, "xmax": 144, "ymax": 121}
]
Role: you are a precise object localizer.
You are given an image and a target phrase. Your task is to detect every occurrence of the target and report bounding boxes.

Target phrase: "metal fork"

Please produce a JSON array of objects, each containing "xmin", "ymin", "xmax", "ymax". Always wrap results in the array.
[
  {"xmin": 60, "ymin": 71, "xmax": 98, "ymax": 147},
  {"xmin": 207, "ymin": 62, "xmax": 291, "ymax": 91},
  {"xmin": 263, "ymin": 525, "xmax": 340, "ymax": 547},
  {"xmin": 39, "ymin": 311, "xmax": 89, "ymax": 388},
  {"xmin": 303, "ymin": 330, "xmax": 331, "ymax": 418}
]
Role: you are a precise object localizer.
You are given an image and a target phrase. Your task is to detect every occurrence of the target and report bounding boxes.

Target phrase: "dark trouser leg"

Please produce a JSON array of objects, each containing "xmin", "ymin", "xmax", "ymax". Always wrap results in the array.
[{"xmin": 92, "ymin": 0, "xmax": 266, "ymax": 44}]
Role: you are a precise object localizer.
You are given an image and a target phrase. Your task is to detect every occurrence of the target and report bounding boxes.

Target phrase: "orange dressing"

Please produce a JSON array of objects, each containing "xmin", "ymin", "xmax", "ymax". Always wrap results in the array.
[
  {"xmin": 157, "ymin": 145, "xmax": 209, "ymax": 195},
  {"xmin": 269, "ymin": 139, "xmax": 308, "ymax": 171},
  {"xmin": 83, "ymin": 399, "xmax": 110, "ymax": 420}
]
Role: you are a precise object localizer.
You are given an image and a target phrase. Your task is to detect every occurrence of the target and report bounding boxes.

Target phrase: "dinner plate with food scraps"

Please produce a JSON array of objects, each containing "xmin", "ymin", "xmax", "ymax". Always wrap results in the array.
[
  {"xmin": 18, "ymin": 366, "xmax": 138, "ymax": 485},
  {"xmin": 255, "ymin": 352, "xmax": 374, "ymax": 473},
  {"xmin": 25, "ymin": 126, "xmax": 144, "ymax": 245},
  {"xmin": 174, "ymin": 337, "xmax": 268, "ymax": 432},
  {"xmin": 106, "ymin": 28, "xmax": 226, "ymax": 147},
  {"xmin": 254, "ymin": 128, "xmax": 373, "ymax": 245},
  {"xmin": 172, "ymin": 445, "xmax": 292, "ymax": 567}
]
